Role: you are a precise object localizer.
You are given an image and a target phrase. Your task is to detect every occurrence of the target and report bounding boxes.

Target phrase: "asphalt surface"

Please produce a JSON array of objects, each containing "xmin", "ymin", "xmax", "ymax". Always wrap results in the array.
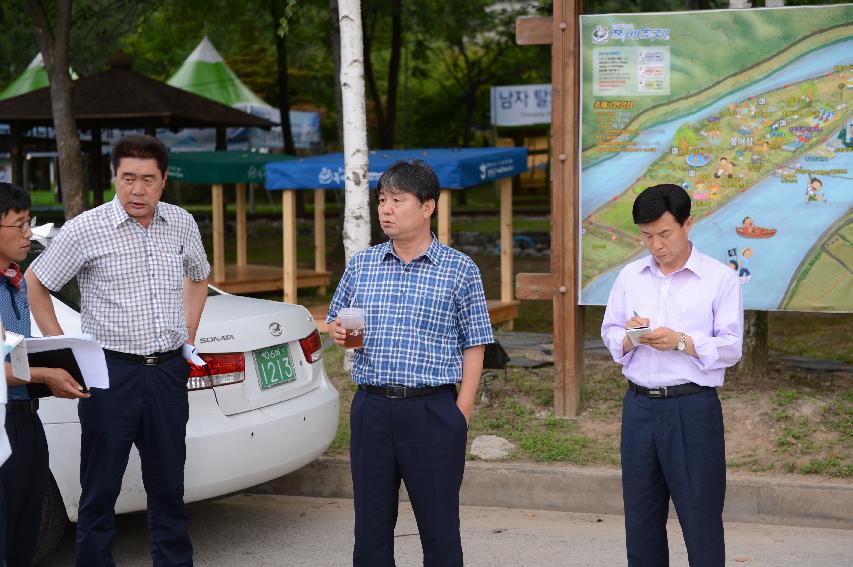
[{"xmin": 40, "ymin": 494, "xmax": 853, "ymax": 566}]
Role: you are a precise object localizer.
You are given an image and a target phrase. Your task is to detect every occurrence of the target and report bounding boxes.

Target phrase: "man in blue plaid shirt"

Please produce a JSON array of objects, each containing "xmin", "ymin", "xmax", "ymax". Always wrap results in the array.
[{"xmin": 327, "ymin": 160, "xmax": 493, "ymax": 567}]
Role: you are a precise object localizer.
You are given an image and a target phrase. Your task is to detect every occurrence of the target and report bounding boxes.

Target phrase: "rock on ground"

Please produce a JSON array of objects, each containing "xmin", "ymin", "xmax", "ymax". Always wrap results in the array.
[{"xmin": 470, "ymin": 435, "xmax": 516, "ymax": 460}]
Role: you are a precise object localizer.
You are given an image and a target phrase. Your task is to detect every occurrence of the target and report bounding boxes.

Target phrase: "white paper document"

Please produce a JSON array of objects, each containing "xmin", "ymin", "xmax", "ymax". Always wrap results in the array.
[
  {"xmin": 8, "ymin": 334, "xmax": 109, "ymax": 390},
  {"xmin": 4, "ymin": 331, "xmax": 29, "ymax": 381}
]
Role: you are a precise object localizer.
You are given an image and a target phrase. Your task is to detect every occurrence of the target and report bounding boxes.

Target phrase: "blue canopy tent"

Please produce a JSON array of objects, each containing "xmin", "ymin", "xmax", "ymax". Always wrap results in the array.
[{"xmin": 265, "ymin": 147, "xmax": 528, "ymax": 328}]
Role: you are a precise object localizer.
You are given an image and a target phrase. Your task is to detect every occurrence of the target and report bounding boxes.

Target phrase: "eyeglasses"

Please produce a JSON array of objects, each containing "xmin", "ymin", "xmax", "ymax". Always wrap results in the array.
[{"xmin": 0, "ymin": 217, "xmax": 36, "ymax": 235}]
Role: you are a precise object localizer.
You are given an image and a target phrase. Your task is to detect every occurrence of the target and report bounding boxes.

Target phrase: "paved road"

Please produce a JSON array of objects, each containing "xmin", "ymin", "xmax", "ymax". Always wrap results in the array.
[{"xmin": 42, "ymin": 495, "xmax": 853, "ymax": 566}]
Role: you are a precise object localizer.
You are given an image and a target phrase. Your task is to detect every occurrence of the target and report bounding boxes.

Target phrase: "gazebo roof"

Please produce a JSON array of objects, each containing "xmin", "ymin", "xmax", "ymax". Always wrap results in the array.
[
  {"xmin": 167, "ymin": 150, "xmax": 297, "ymax": 184},
  {"xmin": 0, "ymin": 66, "xmax": 274, "ymax": 130}
]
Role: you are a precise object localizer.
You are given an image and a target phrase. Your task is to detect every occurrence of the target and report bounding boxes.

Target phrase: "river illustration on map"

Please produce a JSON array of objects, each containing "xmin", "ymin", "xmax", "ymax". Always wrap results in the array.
[{"xmin": 579, "ymin": 7, "xmax": 852, "ymax": 311}]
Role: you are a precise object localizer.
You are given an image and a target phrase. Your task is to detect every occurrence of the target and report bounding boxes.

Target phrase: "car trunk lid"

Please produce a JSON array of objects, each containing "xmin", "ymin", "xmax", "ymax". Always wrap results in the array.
[{"xmin": 196, "ymin": 295, "xmax": 325, "ymax": 416}]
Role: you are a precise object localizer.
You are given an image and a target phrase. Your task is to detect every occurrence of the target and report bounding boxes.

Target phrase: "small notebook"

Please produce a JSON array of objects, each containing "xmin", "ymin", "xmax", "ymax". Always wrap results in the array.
[
  {"xmin": 626, "ymin": 327, "xmax": 652, "ymax": 348},
  {"xmin": 26, "ymin": 348, "xmax": 88, "ymax": 398}
]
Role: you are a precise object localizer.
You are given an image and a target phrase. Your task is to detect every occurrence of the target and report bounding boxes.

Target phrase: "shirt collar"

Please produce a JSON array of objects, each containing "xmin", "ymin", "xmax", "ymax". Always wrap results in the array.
[
  {"xmin": 638, "ymin": 242, "xmax": 703, "ymax": 278},
  {"xmin": 381, "ymin": 234, "xmax": 443, "ymax": 266},
  {"xmin": 109, "ymin": 197, "xmax": 166, "ymax": 228}
]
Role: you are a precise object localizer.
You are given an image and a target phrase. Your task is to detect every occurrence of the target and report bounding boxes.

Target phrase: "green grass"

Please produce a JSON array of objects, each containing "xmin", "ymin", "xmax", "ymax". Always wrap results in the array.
[
  {"xmin": 323, "ymin": 347, "xmax": 352, "ymax": 456},
  {"xmin": 798, "ymin": 457, "xmax": 853, "ymax": 479},
  {"xmin": 767, "ymin": 312, "xmax": 853, "ymax": 365},
  {"xmin": 516, "ymin": 429, "xmax": 594, "ymax": 463},
  {"xmin": 823, "ymin": 392, "xmax": 853, "ymax": 441},
  {"xmin": 776, "ymin": 389, "xmax": 800, "ymax": 406},
  {"xmin": 727, "ymin": 454, "xmax": 776, "ymax": 474},
  {"xmin": 30, "ymin": 189, "xmax": 117, "ymax": 209}
]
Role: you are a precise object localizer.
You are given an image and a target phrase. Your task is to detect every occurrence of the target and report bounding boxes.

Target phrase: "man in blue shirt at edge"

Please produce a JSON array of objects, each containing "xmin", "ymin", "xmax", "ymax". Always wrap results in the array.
[
  {"xmin": 327, "ymin": 160, "xmax": 494, "ymax": 567},
  {"xmin": 0, "ymin": 183, "xmax": 89, "ymax": 567}
]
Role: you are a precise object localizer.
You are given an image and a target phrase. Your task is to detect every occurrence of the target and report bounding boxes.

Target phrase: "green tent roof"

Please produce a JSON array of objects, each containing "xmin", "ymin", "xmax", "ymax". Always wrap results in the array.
[
  {"xmin": 167, "ymin": 37, "xmax": 269, "ymax": 108},
  {"xmin": 167, "ymin": 151, "xmax": 295, "ymax": 184},
  {"xmin": 0, "ymin": 54, "xmax": 78, "ymax": 101}
]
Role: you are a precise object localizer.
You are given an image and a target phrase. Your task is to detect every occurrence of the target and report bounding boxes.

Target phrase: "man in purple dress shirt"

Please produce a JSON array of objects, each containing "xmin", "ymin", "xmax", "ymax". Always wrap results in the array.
[{"xmin": 602, "ymin": 184, "xmax": 743, "ymax": 567}]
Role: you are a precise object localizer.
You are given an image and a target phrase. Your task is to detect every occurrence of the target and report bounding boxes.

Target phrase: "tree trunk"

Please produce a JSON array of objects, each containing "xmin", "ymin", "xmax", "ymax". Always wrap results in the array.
[
  {"xmin": 338, "ymin": 0, "xmax": 371, "ymax": 262},
  {"xmin": 733, "ymin": 310, "xmax": 769, "ymax": 377},
  {"xmin": 329, "ymin": 0, "xmax": 344, "ymax": 149},
  {"xmin": 362, "ymin": 6, "xmax": 383, "ymax": 148},
  {"xmin": 382, "ymin": 0, "xmax": 401, "ymax": 149},
  {"xmin": 461, "ymin": 89, "xmax": 477, "ymax": 148},
  {"xmin": 28, "ymin": 0, "xmax": 87, "ymax": 219},
  {"xmin": 361, "ymin": 0, "xmax": 401, "ymax": 149},
  {"xmin": 271, "ymin": 0, "xmax": 296, "ymax": 155}
]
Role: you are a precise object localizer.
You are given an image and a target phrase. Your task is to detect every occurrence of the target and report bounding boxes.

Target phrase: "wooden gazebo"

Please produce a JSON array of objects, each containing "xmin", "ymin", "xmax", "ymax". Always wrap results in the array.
[
  {"xmin": 166, "ymin": 150, "xmax": 331, "ymax": 294},
  {"xmin": 0, "ymin": 65, "xmax": 274, "ymax": 202}
]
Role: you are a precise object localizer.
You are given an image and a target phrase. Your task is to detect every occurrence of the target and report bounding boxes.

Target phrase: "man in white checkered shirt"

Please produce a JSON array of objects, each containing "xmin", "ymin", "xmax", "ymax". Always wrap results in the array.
[{"xmin": 25, "ymin": 134, "xmax": 210, "ymax": 567}]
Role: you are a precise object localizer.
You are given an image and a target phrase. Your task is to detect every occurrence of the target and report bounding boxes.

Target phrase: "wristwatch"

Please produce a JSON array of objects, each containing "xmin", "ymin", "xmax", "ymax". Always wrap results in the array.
[{"xmin": 676, "ymin": 333, "xmax": 688, "ymax": 351}]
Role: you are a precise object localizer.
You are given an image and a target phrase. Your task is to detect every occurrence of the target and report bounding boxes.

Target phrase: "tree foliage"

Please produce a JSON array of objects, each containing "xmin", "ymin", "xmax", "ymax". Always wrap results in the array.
[{"xmin": 2, "ymin": 0, "xmax": 842, "ymax": 159}]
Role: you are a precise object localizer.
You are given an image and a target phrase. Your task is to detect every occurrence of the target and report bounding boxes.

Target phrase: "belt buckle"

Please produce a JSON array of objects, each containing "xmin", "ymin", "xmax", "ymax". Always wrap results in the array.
[
  {"xmin": 385, "ymin": 385, "xmax": 406, "ymax": 399},
  {"xmin": 648, "ymin": 387, "xmax": 667, "ymax": 398},
  {"xmin": 144, "ymin": 355, "xmax": 158, "ymax": 366}
]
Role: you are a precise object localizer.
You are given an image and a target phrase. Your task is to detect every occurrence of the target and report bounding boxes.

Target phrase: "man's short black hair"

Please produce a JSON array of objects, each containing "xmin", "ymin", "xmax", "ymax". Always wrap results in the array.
[
  {"xmin": 111, "ymin": 134, "xmax": 169, "ymax": 176},
  {"xmin": 632, "ymin": 183, "xmax": 691, "ymax": 225},
  {"xmin": 377, "ymin": 159, "xmax": 440, "ymax": 217},
  {"xmin": 0, "ymin": 182, "xmax": 31, "ymax": 220}
]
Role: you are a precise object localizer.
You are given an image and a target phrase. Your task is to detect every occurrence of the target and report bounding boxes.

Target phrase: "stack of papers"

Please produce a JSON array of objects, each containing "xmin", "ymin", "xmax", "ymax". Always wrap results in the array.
[{"xmin": 4, "ymin": 333, "xmax": 109, "ymax": 390}]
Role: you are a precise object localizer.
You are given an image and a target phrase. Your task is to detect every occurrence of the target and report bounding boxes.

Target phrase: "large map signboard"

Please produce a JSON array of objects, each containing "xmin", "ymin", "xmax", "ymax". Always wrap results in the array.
[{"xmin": 579, "ymin": 5, "xmax": 853, "ymax": 312}]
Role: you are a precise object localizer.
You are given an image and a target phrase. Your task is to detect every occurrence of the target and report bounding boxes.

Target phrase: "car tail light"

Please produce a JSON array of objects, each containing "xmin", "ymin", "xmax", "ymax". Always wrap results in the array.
[
  {"xmin": 299, "ymin": 330, "xmax": 323, "ymax": 364},
  {"xmin": 188, "ymin": 353, "xmax": 245, "ymax": 390}
]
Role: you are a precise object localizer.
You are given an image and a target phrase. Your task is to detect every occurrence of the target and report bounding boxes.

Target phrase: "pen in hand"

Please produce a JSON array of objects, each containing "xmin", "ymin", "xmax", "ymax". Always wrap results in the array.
[{"xmin": 629, "ymin": 311, "xmax": 650, "ymax": 329}]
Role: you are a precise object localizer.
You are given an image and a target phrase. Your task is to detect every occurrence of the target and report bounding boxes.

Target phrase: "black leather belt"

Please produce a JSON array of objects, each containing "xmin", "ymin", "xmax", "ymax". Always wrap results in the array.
[
  {"xmin": 104, "ymin": 348, "xmax": 182, "ymax": 366},
  {"xmin": 628, "ymin": 381, "xmax": 711, "ymax": 398},
  {"xmin": 359, "ymin": 384, "xmax": 456, "ymax": 399},
  {"xmin": 7, "ymin": 399, "xmax": 39, "ymax": 413}
]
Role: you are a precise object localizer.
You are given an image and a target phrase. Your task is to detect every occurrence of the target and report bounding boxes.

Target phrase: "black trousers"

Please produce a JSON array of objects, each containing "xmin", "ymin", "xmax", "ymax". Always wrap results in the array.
[
  {"xmin": 0, "ymin": 402, "xmax": 49, "ymax": 567},
  {"xmin": 621, "ymin": 387, "xmax": 726, "ymax": 567},
  {"xmin": 350, "ymin": 387, "xmax": 468, "ymax": 567},
  {"xmin": 76, "ymin": 354, "xmax": 192, "ymax": 567}
]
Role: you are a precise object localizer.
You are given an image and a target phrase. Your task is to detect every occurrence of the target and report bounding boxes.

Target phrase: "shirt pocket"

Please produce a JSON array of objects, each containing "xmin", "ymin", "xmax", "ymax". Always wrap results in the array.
[
  {"xmin": 415, "ymin": 287, "xmax": 455, "ymax": 337},
  {"xmin": 159, "ymin": 253, "xmax": 185, "ymax": 292}
]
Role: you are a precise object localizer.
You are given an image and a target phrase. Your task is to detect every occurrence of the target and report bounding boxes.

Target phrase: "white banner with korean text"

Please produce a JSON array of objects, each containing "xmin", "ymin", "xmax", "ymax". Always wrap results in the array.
[{"xmin": 490, "ymin": 84, "xmax": 552, "ymax": 127}]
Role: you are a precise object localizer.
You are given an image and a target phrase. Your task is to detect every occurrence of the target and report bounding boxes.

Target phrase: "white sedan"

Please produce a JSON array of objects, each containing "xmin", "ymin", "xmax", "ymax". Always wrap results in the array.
[{"xmin": 22, "ymin": 241, "xmax": 340, "ymax": 560}]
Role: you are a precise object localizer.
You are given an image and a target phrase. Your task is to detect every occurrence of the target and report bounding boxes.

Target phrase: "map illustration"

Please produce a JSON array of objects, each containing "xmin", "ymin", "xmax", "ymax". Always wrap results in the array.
[{"xmin": 579, "ymin": 5, "xmax": 852, "ymax": 312}]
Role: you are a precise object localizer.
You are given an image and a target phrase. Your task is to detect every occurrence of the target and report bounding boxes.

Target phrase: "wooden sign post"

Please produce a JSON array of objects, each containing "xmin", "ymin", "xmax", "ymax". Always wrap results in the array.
[{"xmin": 515, "ymin": 1, "xmax": 584, "ymax": 417}]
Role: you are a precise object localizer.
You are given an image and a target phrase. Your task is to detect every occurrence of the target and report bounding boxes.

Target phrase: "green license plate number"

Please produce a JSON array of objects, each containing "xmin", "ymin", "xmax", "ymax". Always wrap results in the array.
[{"xmin": 253, "ymin": 344, "xmax": 297, "ymax": 389}]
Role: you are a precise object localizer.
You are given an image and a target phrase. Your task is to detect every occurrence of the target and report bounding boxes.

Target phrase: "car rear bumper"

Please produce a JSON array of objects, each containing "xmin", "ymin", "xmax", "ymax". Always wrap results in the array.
[
  {"xmin": 45, "ymin": 375, "xmax": 339, "ymax": 522},
  {"xmin": 183, "ymin": 375, "xmax": 340, "ymax": 504}
]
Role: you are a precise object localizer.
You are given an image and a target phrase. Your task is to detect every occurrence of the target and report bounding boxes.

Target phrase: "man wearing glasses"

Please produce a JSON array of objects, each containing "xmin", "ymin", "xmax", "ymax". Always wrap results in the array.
[{"xmin": 0, "ymin": 183, "xmax": 88, "ymax": 567}]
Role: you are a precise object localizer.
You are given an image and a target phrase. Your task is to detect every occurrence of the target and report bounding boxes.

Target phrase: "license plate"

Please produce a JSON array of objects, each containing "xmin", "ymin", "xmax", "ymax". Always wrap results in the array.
[{"xmin": 253, "ymin": 344, "xmax": 297, "ymax": 389}]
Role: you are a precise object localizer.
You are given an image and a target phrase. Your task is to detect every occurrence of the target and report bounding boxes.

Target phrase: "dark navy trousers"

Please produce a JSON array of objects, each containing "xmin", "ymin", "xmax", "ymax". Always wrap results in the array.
[
  {"xmin": 0, "ymin": 406, "xmax": 48, "ymax": 567},
  {"xmin": 76, "ymin": 354, "xmax": 192, "ymax": 567},
  {"xmin": 621, "ymin": 387, "xmax": 726, "ymax": 567},
  {"xmin": 350, "ymin": 387, "xmax": 468, "ymax": 567}
]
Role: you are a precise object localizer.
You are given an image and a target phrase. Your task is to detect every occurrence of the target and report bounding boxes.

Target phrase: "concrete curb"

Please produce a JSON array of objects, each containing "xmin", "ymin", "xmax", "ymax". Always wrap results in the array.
[{"xmin": 249, "ymin": 457, "xmax": 853, "ymax": 530}]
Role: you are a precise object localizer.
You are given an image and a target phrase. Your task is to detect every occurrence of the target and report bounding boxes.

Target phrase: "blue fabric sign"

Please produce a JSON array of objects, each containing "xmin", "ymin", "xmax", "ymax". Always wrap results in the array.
[{"xmin": 264, "ymin": 147, "xmax": 528, "ymax": 190}]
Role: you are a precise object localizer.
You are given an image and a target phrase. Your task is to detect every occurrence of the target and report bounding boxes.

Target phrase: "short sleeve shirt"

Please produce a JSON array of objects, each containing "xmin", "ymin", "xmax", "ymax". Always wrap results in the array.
[
  {"xmin": 1, "ymin": 275, "xmax": 32, "ymax": 400},
  {"xmin": 30, "ymin": 198, "xmax": 211, "ymax": 355},
  {"xmin": 327, "ymin": 238, "xmax": 494, "ymax": 387}
]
